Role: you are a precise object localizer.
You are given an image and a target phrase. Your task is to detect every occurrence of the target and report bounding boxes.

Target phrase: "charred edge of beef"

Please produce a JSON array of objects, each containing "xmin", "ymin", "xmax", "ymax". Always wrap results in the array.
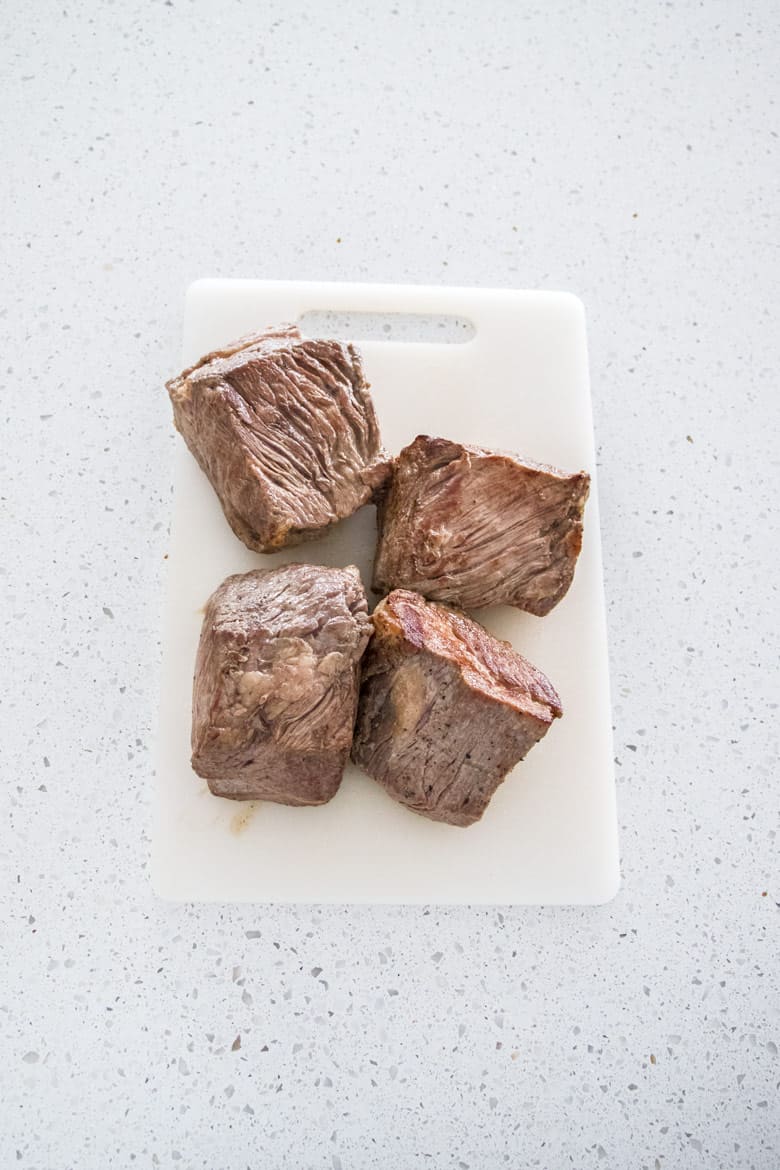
[
  {"xmin": 372, "ymin": 434, "xmax": 590, "ymax": 615},
  {"xmin": 191, "ymin": 562, "xmax": 371, "ymax": 804},
  {"xmin": 166, "ymin": 325, "xmax": 390, "ymax": 553},
  {"xmin": 351, "ymin": 589, "xmax": 562, "ymax": 826}
]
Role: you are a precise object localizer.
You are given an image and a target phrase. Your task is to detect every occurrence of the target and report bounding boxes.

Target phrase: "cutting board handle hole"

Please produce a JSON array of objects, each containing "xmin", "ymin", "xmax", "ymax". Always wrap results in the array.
[{"xmin": 298, "ymin": 310, "xmax": 476, "ymax": 344}]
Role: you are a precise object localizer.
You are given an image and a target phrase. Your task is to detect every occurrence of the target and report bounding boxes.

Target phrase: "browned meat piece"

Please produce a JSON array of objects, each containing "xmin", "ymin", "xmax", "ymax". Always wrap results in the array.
[
  {"xmin": 351, "ymin": 589, "xmax": 562, "ymax": 826},
  {"xmin": 372, "ymin": 435, "xmax": 590, "ymax": 615},
  {"xmin": 167, "ymin": 325, "xmax": 389, "ymax": 553},
  {"xmin": 192, "ymin": 563, "xmax": 371, "ymax": 803}
]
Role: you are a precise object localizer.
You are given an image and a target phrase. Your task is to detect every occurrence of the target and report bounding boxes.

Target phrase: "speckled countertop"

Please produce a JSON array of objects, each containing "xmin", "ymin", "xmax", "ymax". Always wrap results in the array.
[{"xmin": 2, "ymin": 2, "xmax": 778, "ymax": 1167}]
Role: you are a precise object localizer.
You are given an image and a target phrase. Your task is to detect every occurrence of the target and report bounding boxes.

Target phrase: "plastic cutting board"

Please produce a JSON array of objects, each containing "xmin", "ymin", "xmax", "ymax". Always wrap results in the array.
[{"xmin": 153, "ymin": 279, "xmax": 619, "ymax": 904}]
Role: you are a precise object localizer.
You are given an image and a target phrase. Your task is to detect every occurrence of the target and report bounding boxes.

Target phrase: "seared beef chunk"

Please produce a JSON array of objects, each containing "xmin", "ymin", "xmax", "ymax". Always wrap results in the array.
[
  {"xmin": 167, "ymin": 325, "xmax": 388, "ymax": 552},
  {"xmin": 192, "ymin": 563, "xmax": 371, "ymax": 803},
  {"xmin": 351, "ymin": 589, "xmax": 562, "ymax": 826},
  {"xmin": 372, "ymin": 435, "xmax": 590, "ymax": 615}
]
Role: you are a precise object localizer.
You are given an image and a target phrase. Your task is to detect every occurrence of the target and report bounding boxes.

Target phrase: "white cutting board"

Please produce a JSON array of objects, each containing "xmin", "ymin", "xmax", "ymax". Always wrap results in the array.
[{"xmin": 153, "ymin": 280, "xmax": 619, "ymax": 904}]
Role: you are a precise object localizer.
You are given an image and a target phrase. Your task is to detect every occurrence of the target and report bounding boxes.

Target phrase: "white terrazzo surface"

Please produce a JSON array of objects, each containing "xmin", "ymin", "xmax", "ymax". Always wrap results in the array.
[{"xmin": 2, "ymin": 2, "xmax": 778, "ymax": 1167}]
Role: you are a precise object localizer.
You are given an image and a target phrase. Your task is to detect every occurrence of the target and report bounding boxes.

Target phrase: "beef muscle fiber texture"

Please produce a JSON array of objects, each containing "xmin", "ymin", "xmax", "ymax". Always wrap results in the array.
[
  {"xmin": 192, "ymin": 563, "xmax": 371, "ymax": 804},
  {"xmin": 351, "ymin": 589, "xmax": 562, "ymax": 826},
  {"xmin": 373, "ymin": 435, "xmax": 590, "ymax": 615},
  {"xmin": 167, "ymin": 325, "xmax": 389, "ymax": 553}
]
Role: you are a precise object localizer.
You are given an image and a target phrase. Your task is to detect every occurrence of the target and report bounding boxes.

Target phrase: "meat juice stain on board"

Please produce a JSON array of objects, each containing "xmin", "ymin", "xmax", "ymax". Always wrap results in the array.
[{"xmin": 230, "ymin": 804, "xmax": 258, "ymax": 835}]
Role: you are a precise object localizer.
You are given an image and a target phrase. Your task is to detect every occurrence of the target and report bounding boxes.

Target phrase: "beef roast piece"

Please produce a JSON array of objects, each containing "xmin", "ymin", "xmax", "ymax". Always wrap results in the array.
[
  {"xmin": 192, "ymin": 563, "xmax": 371, "ymax": 803},
  {"xmin": 351, "ymin": 589, "xmax": 562, "ymax": 826},
  {"xmin": 166, "ymin": 325, "xmax": 389, "ymax": 553},
  {"xmin": 372, "ymin": 435, "xmax": 590, "ymax": 615}
]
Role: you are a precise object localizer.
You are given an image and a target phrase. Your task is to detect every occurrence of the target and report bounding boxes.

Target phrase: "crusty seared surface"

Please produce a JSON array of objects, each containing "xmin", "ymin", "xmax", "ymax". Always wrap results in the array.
[{"xmin": 351, "ymin": 589, "xmax": 562, "ymax": 826}]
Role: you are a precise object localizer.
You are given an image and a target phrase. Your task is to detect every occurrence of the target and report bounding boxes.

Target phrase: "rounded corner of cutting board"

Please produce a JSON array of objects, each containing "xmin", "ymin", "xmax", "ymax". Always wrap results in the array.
[
  {"xmin": 149, "ymin": 851, "xmax": 185, "ymax": 904},
  {"xmin": 590, "ymin": 863, "xmax": 621, "ymax": 906},
  {"xmin": 184, "ymin": 277, "xmax": 225, "ymax": 312}
]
